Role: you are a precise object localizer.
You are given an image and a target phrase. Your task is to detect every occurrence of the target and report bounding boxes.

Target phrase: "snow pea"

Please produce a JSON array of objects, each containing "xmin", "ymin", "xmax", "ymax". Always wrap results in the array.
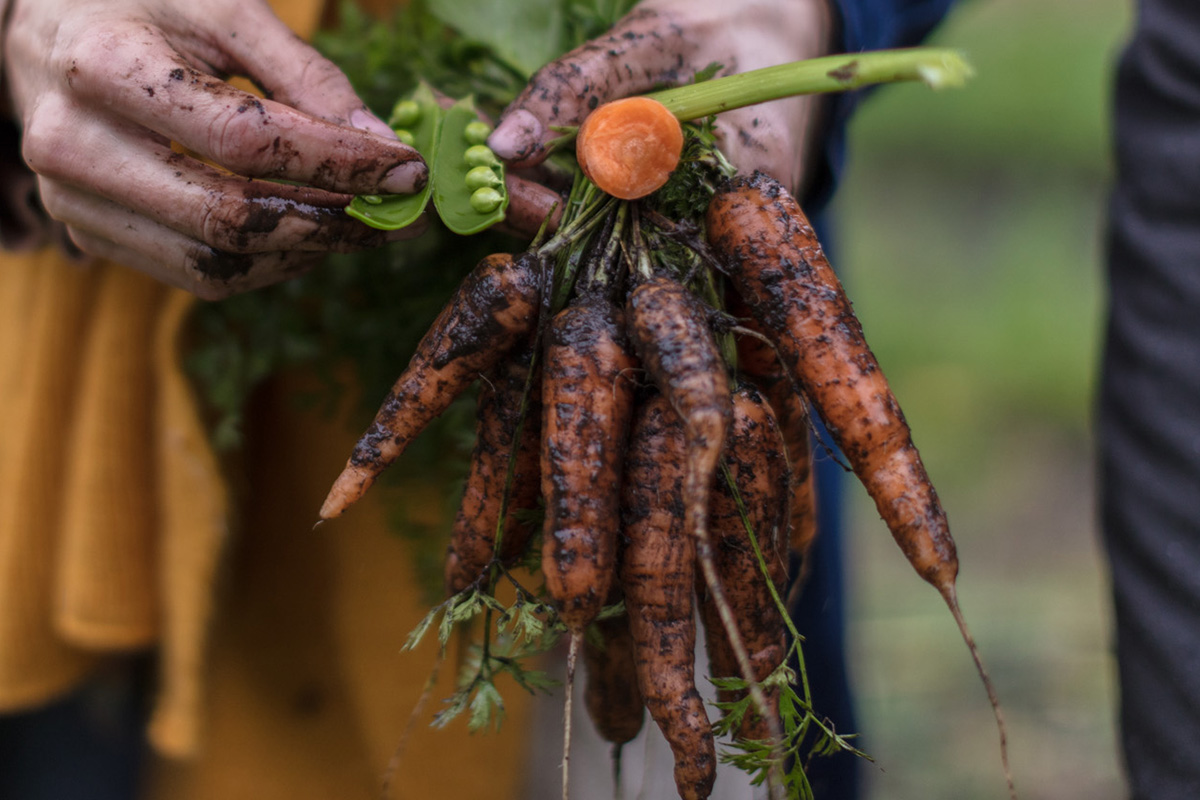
[
  {"xmin": 345, "ymin": 82, "xmax": 443, "ymax": 231},
  {"xmin": 432, "ymin": 96, "xmax": 508, "ymax": 235}
]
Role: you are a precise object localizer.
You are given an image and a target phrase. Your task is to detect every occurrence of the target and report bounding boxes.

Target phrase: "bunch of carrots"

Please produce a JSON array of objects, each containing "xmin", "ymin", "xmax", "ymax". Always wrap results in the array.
[{"xmin": 318, "ymin": 52, "xmax": 1014, "ymax": 800}]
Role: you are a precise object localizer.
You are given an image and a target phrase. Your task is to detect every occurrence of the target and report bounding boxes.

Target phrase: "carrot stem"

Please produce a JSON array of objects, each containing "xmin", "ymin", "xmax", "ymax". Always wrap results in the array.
[{"xmin": 646, "ymin": 47, "xmax": 973, "ymax": 122}]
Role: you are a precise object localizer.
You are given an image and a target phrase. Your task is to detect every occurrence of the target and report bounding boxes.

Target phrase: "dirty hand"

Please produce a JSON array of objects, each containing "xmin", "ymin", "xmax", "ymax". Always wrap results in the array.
[
  {"xmin": 3, "ymin": 0, "xmax": 428, "ymax": 298},
  {"xmin": 489, "ymin": 0, "xmax": 834, "ymax": 197}
]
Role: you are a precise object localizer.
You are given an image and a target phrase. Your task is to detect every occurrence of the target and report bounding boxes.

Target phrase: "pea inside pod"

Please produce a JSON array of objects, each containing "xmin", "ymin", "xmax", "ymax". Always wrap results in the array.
[
  {"xmin": 345, "ymin": 82, "xmax": 443, "ymax": 231},
  {"xmin": 432, "ymin": 96, "xmax": 508, "ymax": 236}
]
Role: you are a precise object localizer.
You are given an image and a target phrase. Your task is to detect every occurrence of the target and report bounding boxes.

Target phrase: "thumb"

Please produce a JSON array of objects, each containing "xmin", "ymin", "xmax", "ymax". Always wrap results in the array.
[
  {"xmin": 220, "ymin": 3, "xmax": 397, "ymax": 139},
  {"xmin": 489, "ymin": 5, "xmax": 701, "ymax": 167}
]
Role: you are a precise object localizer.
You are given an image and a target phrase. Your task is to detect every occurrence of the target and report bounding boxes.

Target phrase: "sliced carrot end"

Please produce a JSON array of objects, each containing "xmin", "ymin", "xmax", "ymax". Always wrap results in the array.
[{"xmin": 576, "ymin": 97, "xmax": 684, "ymax": 200}]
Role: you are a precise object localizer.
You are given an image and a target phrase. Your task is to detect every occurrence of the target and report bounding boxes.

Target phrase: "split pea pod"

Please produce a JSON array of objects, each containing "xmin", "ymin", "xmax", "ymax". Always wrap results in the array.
[
  {"xmin": 345, "ymin": 81, "xmax": 443, "ymax": 230},
  {"xmin": 432, "ymin": 96, "xmax": 509, "ymax": 235}
]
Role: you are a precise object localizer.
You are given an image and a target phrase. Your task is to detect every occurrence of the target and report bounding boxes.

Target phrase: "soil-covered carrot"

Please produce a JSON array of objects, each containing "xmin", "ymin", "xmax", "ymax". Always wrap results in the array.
[
  {"xmin": 709, "ymin": 172, "xmax": 951, "ymax": 601},
  {"xmin": 540, "ymin": 292, "xmax": 638, "ymax": 633},
  {"xmin": 320, "ymin": 252, "xmax": 543, "ymax": 520},
  {"xmin": 728, "ymin": 291, "xmax": 819, "ymax": 590},
  {"xmin": 620, "ymin": 393, "xmax": 715, "ymax": 800},
  {"xmin": 443, "ymin": 340, "xmax": 542, "ymax": 595},
  {"xmin": 707, "ymin": 171, "xmax": 1014, "ymax": 797},
  {"xmin": 626, "ymin": 274, "xmax": 782, "ymax": 755},
  {"xmin": 699, "ymin": 385, "xmax": 790, "ymax": 743},
  {"xmin": 576, "ymin": 97, "xmax": 684, "ymax": 200},
  {"xmin": 625, "ymin": 275, "xmax": 731, "ymax": 544},
  {"xmin": 582, "ymin": 591, "xmax": 645, "ymax": 748},
  {"xmin": 770, "ymin": 386, "xmax": 819, "ymax": 603}
]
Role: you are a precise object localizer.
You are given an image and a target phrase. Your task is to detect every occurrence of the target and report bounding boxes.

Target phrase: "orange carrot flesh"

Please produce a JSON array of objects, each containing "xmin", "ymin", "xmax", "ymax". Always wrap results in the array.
[
  {"xmin": 443, "ymin": 340, "xmax": 542, "ymax": 595},
  {"xmin": 576, "ymin": 97, "xmax": 684, "ymax": 200},
  {"xmin": 319, "ymin": 252, "xmax": 542, "ymax": 520},
  {"xmin": 540, "ymin": 294, "xmax": 638, "ymax": 632},
  {"xmin": 699, "ymin": 385, "xmax": 790, "ymax": 743},
  {"xmin": 620, "ymin": 394, "xmax": 715, "ymax": 800}
]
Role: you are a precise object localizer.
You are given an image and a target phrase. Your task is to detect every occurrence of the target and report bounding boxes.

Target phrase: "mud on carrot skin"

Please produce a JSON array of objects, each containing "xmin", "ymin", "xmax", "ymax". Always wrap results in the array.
[
  {"xmin": 620, "ymin": 392, "xmax": 716, "ymax": 800},
  {"xmin": 319, "ymin": 251, "xmax": 544, "ymax": 520},
  {"xmin": 727, "ymin": 289, "xmax": 819, "ymax": 595},
  {"xmin": 707, "ymin": 171, "xmax": 1015, "ymax": 799},
  {"xmin": 539, "ymin": 291, "xmax": 639, "ymax": 634},
  {"xmin": 700, "ymin": 384, "xmax": 791, "ymax": 744},
  {"xmin": 443, "ymin": 338, "xmax": 543, "ymax": 596}
]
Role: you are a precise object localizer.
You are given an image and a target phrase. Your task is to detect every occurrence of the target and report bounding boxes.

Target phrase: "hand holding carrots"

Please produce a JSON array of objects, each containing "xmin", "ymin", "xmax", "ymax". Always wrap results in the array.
[{"xmin": 489, "ymin": 0, "xmax": 834, "ymax": 195}]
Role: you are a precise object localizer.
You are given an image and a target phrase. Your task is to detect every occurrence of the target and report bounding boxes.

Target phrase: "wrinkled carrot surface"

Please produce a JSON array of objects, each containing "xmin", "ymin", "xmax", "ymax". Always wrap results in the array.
[
  {"xmin": 539, "ymin": 294, "xmax": 638, "ymax": 632},
  {"xmin": 620, "ymin": 394, "xmax": 716, "ymax": 800},
  {"xmin": 443, "ymin": 340, "xmax": 542, "ymax": 595},
  {"xmin": 708, "ymin": 171, "xmax": 1015, "ymax": 799},
  {"xmin": 700, "ymin": 385, "xmax": 790, "ymax": 744},
  {"xmin": 319, "ymin": 253, "xmax": 542, "ymax": 520}
]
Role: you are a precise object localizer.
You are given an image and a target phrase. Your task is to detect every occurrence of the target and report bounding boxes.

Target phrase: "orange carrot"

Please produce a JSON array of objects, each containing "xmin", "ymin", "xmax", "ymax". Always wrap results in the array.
[
  {"xmin": 320, "ymin": 252, "xmax": 542, "ymax": 520},
  {"xmin": 620, "ymin": 393, "xmax": 715, "ymax": 800},
  {"xmin": 728, "ymin": 290, "xmax": 819, "ymax": 592},
  {"xmin": 709, "ymin": 173, "xmax": 952, "ymax": 600},
  {"xmin": 626, "ymin": 274, "xmax": 783, "ymax": 755},
  {"xmin": 699, "ymin": 384, "xmax": 790, "ymax": 744},
  {"xmin": 576, "ymin": 97, "xmax": 683, "ymax": 200},
  {"xmin": 540, "ymin": 292, "xmax": 638, "ymax": 633},
  {"xmin": 443, "ymin": 341, "xmax": 542, "ymax": 595},
  {"xmin": 625, "ymin": 275, "xmax": 731, "ymax": 549},
  {"xmin": 707, "ymin": 171, "xmax": 1015, "ymax": 799},
  {"xmin": 581, "ymin": 590, "xmax": 644, "ymax": 749}
]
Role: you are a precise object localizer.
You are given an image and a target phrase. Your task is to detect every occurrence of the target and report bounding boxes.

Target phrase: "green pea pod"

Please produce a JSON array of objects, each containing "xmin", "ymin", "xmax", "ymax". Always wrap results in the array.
[
  {"xmin": 432, "ymin": 96, "xmax": 508, "ymax": 235},
  {"xmin": 345, "ymin": 82, "xmax": 443, "ymax": 231}
]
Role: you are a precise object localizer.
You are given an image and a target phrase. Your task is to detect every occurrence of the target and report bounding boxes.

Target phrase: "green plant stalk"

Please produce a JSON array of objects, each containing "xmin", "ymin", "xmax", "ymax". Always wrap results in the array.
[
  {"xmin": 590, "ymin": 203, "xmax": 628, "ymax": 288},
  {"xmin": 647, "ymin": 47, "xmax": 973, "ymax": 122}
]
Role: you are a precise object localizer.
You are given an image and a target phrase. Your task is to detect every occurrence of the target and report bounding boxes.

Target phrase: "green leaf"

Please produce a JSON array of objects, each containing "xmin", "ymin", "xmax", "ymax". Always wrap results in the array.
[
  {"xmin": 403, "ymin": 603, "xmax": 444, "ymax": 651},
  {"xmin": 468, "ymin": 680, "xmax": 506, "ymax": 732},
  {"xmin": 500, "ymin": 658, "xmax": 560, "ymax": 695},
  {"xmin": 692, "ymin": 61, "xmax": 724, "ymax": 83},
  {"xmin": 710, "ymin": 675, "xmax": 749, "ymax": 693},
  {"xmin": 509, "ymin": 605, "xmax": 545, "ymax": 644},
  {"xmin": 433, "ymin": 687, "xmax": 471, "ymax": 728},
  {"xmin": 429, "ymin": 0, "xmax": 564, "ymax": 78}
]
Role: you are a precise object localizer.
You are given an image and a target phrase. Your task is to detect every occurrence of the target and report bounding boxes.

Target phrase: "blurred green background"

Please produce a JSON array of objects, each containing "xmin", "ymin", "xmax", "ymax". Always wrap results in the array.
[{"xmin": 833, "ymin": 0, "xmax": 1131, "ymax": 797}]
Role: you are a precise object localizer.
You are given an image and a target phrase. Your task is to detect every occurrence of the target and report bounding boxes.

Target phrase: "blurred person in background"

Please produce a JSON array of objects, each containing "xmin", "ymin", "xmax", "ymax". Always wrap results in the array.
[
  {"xmin": 1101, "ymin": 0, "xmax": 1200, "ymax": 797},
  {"xmin": 0, "ymin": 0, "xmax": 951, "ymax": 798}
]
